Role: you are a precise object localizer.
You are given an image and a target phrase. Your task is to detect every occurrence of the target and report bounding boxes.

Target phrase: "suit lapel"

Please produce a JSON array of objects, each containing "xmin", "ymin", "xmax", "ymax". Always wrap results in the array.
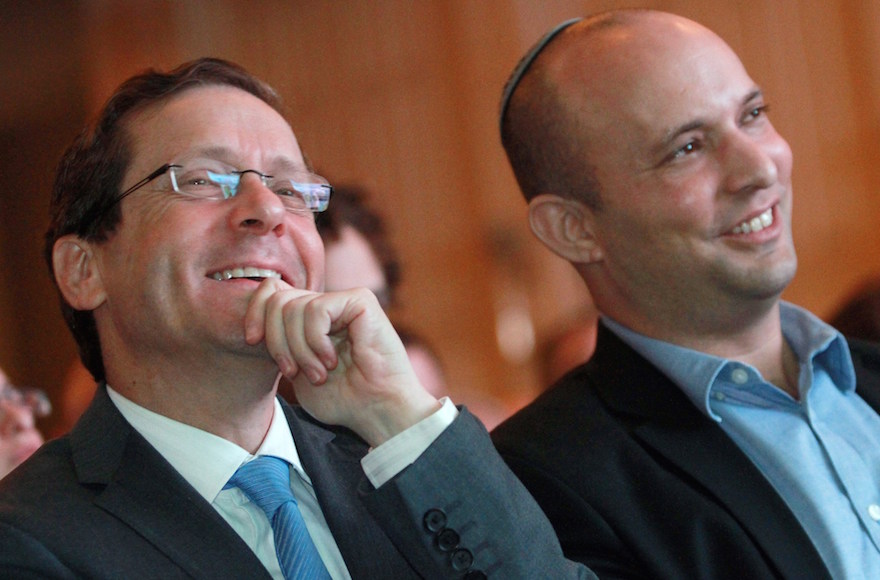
[
  {"xmin": 282, "ymin": 403, "xmax": 414, "ymax": 579},
  {"xmin": 589, "ymin": 326, "xmax": 830, "ymax": 578},
  {"xmin": 71, "ymin": 386, "xmax": 271, "ymax": 579}
]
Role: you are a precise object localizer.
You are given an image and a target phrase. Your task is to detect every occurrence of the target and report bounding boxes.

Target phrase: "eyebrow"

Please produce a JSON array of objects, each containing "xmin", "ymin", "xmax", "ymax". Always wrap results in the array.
[
  {"xmin": 183, "ymin": 146, "xmax": 309, "ymax": 173},
  {"xmin": 652, "ymin": 88, "xmax": 765, "ymax": 156}
]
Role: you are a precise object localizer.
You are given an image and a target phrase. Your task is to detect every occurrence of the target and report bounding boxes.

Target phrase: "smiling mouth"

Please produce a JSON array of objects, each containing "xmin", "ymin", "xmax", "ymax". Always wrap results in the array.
[
  {"xmin": 210, "ymin": 267, "xmax": 283, "ymax": 282},
  {"xmin": 731, "ymin": 207, "xmax": 773, "ymax": 235}
]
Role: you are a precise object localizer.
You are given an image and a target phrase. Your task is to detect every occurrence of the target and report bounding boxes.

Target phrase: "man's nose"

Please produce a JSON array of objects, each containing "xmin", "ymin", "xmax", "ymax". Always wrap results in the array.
[
  {"xmin": 226, "ymin": 174, "xmax": 287, "ymax": 236},
  {"xmin": 721, "ymin": 131, "xmax": 781, "ymax": 195}
]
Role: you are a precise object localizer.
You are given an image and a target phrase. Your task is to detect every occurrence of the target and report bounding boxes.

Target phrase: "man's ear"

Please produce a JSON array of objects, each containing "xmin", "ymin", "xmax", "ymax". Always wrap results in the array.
[
  {"xmin": 528, "ymin": 194, "xmax": 603, "ymax": 264},
  {"xmin": 52, "ymin": 235, "xmax": 107, "ymax": 311}
]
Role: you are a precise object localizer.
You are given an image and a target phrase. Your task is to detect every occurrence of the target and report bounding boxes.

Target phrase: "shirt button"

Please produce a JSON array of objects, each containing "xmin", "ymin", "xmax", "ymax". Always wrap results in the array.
[
  {"xmin": 868, "ymin": 504, "xmax": 880, "ymax": 521},
  {"xmin": 713, "ymin": 391, "xmax": 726, "ymax": 401},
  {"xmin": 731, "ymin": 368, "xmax": 749, "ymax": 385}
]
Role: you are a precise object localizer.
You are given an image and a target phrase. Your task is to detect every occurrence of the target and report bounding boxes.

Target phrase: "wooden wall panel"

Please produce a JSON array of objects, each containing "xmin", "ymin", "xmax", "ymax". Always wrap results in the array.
[
  {"xmin": 0, "ymin": 1, "xmax": 86, "ymax": 436},
  {"xmin": 2, "ymin": 0, "xmax": 880, "ymax": 433}
]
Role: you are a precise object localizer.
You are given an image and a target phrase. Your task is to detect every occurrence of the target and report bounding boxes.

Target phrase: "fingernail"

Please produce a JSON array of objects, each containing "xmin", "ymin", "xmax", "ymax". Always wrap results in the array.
[
  {"xmin": 305, "ymin": 367, "xmax": 323, "ymax": 385},
  {"xmin": 278, "ymin": 356, "xmax": 294, "ymax": 376}
]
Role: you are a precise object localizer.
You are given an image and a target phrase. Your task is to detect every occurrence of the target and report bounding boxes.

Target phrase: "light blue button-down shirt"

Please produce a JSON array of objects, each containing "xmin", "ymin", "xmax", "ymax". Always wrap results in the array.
[{"xmin": 603, "ymin": 302, "xmax": 880, "ymax": 579}]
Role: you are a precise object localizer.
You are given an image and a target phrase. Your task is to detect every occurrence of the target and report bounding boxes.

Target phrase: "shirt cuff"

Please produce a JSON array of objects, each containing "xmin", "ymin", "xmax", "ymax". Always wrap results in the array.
[{"xmin": 361, "ymin": 397, "xmax": 458, "ymax": 488}]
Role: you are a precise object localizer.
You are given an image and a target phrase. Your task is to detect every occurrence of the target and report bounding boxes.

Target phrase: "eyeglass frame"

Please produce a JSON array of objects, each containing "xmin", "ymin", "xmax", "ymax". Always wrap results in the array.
[
  {"xmin": 0, "ymin": 383, "xmax": 52, "ymax": 418},
  {"xmin": 83, "ymin": 163, "xmax": 333, "ymax": 227}
]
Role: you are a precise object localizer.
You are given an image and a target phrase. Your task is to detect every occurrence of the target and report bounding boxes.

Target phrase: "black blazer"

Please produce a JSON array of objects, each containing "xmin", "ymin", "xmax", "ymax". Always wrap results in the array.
[
  {"xmin": 0, "ymin": 385, "xmax": 594, "ymax": 579},
  {"xmin": 493, "ymin": 324, "xmax": 880, "ymax": 579}
]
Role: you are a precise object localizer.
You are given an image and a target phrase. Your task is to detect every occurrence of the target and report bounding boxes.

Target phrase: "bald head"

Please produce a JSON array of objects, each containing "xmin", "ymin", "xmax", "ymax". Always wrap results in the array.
[
  {"xmin": 500, "ymin": 10, "xmax": 739, "ymax": 208},
  {"xmin": 511, "ymin": 9, "xmax": 795, "ymax": 338}
]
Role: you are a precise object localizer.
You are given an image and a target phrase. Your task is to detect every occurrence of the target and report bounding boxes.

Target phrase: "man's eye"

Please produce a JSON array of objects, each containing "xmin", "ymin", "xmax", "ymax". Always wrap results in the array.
[
  {"xmin": 181, "ymin": 170, "xmax": 215, "ymax": 187},
  {"xmin": 672, "ymin": 141, "xmax": 699, "ymax": 159},
  {"xmin": 744, "ymin": 104, "xmax": 770, "ymax": 123}
]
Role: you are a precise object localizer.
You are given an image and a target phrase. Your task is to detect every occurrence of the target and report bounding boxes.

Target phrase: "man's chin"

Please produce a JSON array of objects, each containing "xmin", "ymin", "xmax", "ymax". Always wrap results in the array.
[{"xmin": 741, "ymin": 264, "xmax": 797, "ymax": 302}]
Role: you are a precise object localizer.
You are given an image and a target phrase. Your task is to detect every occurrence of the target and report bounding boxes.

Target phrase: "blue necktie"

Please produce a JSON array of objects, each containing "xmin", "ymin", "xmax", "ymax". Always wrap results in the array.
[{"xmin": 226, "ymin": 456, "xmax": 331, "ymax": 580}]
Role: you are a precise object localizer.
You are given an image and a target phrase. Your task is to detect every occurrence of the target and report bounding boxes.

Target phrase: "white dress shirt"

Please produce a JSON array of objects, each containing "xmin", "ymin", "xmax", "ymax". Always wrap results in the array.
[{"xmin": 107, "ymin": 387, "xmax": 457, "ymax": 580}]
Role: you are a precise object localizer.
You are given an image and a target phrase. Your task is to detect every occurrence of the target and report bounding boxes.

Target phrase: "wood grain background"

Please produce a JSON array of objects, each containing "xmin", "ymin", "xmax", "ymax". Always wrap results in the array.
[{"xmin": 2, "ymin": 0, "xmax": 879, "ymax": 433}]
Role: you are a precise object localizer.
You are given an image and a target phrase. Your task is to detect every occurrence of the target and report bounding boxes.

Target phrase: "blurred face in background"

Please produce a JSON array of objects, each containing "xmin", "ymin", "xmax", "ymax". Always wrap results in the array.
[
  {"xmin": 323, "ymin": 224, "xmax": 388, "ymax": 302},
  {"xmin": 405, "ymin": 342, "xmax": 447, "ymax": 398},
  {"xmin": 0, "ymin": 367, "xmax": 45, "ymax": 479}
]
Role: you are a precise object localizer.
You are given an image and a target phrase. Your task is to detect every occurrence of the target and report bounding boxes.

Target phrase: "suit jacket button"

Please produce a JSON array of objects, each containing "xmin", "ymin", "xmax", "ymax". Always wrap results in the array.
[
  {"xmin": 423, "ymin": 508, "xmax": 447, "ymax": 533},
  {"xmin": 436, "ymin": 528, "xmax": 460, "ymax": 551},
  {"xmin": 451, "ymin": 547, "xmax": 474, "ymax": 571}
]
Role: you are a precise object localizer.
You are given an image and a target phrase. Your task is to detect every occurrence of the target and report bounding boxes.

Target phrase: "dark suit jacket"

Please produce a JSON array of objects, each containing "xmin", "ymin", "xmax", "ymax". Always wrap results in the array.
[
  {"xmin": 493, "ymin": 324, "xmax": 880, "ymax": 579},
  {"xmin": 0, "ymin": 385, "xmax": 593, "ymax": 579}
]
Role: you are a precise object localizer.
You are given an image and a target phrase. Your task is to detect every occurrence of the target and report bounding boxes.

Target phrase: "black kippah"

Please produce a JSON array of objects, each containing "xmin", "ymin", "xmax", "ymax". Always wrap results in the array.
[{"xmin": 499, "ymin": 18, "xmax": 583, "ymax": 132}]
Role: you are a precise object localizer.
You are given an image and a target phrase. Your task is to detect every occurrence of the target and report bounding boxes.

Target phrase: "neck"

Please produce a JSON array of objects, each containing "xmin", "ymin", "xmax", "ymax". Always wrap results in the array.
[
  {"xmin": 608, "ymin": 299, "xmax": 800, "ymax": 397},
  {"xmin": 760, "ymin": 338, "xmax": 800, "ymax": 399},
  {"xmin": 717, "ymin": 331, "xmax": 800, "ymax": 398},
  {"xmin": 106, "ymin": 357, "xmax": 281, "ymax": 453},
  {"xmin": 769, "ymin": 339, "xmax": 801, "ymax": 399},
  {"xmin": 682, "ymin": 309, "xmax": 800, "ymax": 399}
]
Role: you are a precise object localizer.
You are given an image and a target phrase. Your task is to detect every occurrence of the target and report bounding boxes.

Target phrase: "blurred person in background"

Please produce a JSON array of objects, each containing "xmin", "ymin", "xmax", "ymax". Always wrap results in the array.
[
  {"xmin": 317, "ymin": 185, "xmax": 448, "ymax": 399},
  {"xmin": 399, "ymin": 329, "xmax": 448, "ymax": 399},
  {"xmin": 0, "ymin": 366, "xmax": 49, "ymax": 479},
  {"xmin": 317, "ymin": 184, "xmax": 400, "ymax": 309}
]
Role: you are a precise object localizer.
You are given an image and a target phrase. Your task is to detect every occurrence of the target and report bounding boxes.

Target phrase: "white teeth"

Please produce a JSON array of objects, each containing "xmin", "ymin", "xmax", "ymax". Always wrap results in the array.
[
  {"xmin": 211, "ymin": 267, "xmax": 282, "ymax": 281},
  {"xmin": 732, "ymin": 208, "xmax": 773, "ymax": 234}
]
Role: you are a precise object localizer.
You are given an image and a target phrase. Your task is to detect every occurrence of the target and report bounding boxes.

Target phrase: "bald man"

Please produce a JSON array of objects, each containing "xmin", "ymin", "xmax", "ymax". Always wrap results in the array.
[{"xmin": 493, "ymin": 9, "xmax": 880, "ymax": 579}]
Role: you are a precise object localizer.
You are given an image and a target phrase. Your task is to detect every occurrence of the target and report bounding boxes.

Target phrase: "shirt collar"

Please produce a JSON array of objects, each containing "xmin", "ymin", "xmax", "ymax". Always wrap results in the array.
[
  {"xmin": 106, "ymin": 387, "xmax": 308, "ymax": 503},
  {"xmin": 601, "ymin": 301, "xmax": 855, "ymax": 420},
  {"xmin": 780, "ymin": 302, "xmax": 854, "ymax": 391},
  {"xmin": 601, "ymin": 316, "xmax": 728, "ymax": 421}
]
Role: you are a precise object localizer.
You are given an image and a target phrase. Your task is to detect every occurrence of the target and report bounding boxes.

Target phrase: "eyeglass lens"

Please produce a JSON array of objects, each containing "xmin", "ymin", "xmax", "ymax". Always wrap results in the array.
[{"xmin": 0, "ymin": 384, "xmax": 51, "ymax": 417}]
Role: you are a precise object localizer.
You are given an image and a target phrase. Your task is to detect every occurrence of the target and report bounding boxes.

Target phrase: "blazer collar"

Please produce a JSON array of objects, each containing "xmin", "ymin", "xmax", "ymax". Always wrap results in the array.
[
  {"xmin": 70, "ymin": 385, "xmax": 271, "ymax": 579},
  {"xmin": 849, "ymin": 337, "xmax": 880, "ymax": 412},
  {"xmin": 588, "ymin": 325, "xmax": 831, "ymax": 579}
]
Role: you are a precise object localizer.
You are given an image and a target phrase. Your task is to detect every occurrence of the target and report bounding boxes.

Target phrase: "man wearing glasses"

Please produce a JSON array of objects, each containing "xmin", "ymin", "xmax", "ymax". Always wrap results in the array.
[
  {"xmin": 0, "ymin": 366, "xmax": 49, "ymax": 480},
  {"xmin": 0, "ymin": 59, "xmax": 592, "ymax": 579}
]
